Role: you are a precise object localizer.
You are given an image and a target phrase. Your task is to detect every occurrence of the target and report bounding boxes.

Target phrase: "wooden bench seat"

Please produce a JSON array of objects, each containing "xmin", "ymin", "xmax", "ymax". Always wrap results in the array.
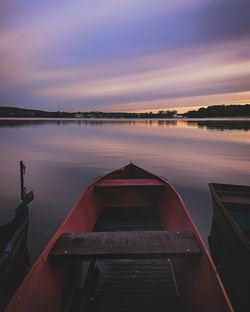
[
  {"xmin": 220, "ymin": 194, "xmax": 250, "ymax": 205},
  {"xmin": 50, "ymin": 230, "xmax": 201, "ymax": 260},
  {"xmin": 96, "ymin": 179, "xmax": 164, "ymax": 188}
]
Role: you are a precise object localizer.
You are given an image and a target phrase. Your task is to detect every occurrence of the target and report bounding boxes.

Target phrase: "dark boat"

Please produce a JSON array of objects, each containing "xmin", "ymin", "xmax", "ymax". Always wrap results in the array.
[
  {"xmin": 0, "ymin": 192, "xmax": 33, "ymax": 310},
  {"xmin": 209, "ymin": 183, "xmax": 250, "ymax": 311},
  {"xmin": 0, "ymin": 161, "xmax": 33, "ymax": 310},
  {"xmin": 7, "ymin": 164, "xmax": 232, "ymax": 311}
]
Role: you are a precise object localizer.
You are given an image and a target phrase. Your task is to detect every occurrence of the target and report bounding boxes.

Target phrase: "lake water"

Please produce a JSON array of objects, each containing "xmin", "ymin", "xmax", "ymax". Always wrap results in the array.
[{"xmin": 0, "ymin": 118, "xmax": 249, "ymax": 264}]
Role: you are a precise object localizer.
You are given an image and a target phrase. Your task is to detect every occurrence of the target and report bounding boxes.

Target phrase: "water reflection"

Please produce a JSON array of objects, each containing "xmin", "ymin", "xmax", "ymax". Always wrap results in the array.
[
  {"xmin": 187, "ymin": 120, "xmax": 250, "ymax": 131},
  {"xmin": 0, "ymin": 118, "xmax": 250, "ymax": 131},
  {"xmin": 0, "ymin": 119, "xmax": 249, "ymax": 265}
]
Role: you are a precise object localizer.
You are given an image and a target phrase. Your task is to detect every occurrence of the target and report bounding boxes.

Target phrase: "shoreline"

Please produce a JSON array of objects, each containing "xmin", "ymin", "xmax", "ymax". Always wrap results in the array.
[{"xmin": 1, "ymin": 117, "xmax": 250, "ymax": 121}]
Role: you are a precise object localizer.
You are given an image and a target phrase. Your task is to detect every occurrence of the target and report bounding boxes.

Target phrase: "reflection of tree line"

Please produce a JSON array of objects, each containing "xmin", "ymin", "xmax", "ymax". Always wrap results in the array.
[
  {"xmin": 0, "ymin": 119, "xmax": 178, "ymax": 128},
  {"xmin": 0, "ymin": 119, "xmax": 249, "ymax": 131},
  {"xmin": 187, "ymin": 121, "xmax": 250, "ymax": 131}
]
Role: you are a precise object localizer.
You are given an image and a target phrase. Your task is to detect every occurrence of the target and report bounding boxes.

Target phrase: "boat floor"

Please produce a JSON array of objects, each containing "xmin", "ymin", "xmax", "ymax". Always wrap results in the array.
[
  {"xmin": 94, "ymin": 206, "xmax": 163, "ymax": 232},
  {"xmin": 85, "ymin": 259, "xmax": 181, "ymax": 312},
  {"xmin": 65, "ymin": 206, "xmax": 183, "ymax": 311}
]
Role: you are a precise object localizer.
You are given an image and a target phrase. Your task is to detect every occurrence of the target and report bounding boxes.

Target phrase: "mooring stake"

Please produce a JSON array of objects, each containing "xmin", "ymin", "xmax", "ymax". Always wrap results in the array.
[{"xmin": 20, "ymin": 161, "xmax": 26, "ymax": 201}]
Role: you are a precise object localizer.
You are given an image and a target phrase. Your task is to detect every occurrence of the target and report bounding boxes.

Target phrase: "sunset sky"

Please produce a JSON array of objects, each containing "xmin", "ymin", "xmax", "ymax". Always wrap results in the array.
[{"xmin": 1, "ymin": 0, "xmax": 250, "ymax": 112}]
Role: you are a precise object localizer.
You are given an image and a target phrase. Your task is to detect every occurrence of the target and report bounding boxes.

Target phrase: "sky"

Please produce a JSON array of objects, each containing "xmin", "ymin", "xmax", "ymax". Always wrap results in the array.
[{"xmin": 1, "ymin": 0, "xmax": 250, "ymax": 112}]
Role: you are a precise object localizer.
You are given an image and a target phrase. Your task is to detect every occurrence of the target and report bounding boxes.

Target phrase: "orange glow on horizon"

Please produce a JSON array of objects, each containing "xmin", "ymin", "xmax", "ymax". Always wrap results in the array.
[{"xmin": 108, "ymin": 92, "xmax": 250, "ymax": 114}]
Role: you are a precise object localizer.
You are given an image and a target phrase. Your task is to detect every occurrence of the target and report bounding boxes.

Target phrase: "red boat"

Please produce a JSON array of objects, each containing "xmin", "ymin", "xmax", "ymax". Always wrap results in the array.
[{"xmin": 6, "ymin": 164, "xmax": 232, "ymax": 311}]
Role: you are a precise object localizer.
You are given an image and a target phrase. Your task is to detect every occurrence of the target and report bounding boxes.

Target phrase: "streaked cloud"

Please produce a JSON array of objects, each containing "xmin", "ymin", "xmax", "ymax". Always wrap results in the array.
[
  {"xmin": 36, "ymin": 51, "xmax": 250, "ymax": 99},
  {"xmin": 116, "ymin": 91, "xmax": 250, "ymax": 113},
  {"xmin": 0, "ymin": 0, "xmax": 250, "ymax": 111}
]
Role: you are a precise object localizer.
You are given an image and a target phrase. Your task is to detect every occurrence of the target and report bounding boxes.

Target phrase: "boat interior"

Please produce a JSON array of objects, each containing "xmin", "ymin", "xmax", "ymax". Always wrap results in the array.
[
  {"xmin": 209, "ymin": 183, "xmax": 250, "ymax": 310},
  {"xmin": 62, "ymin": 205, "xmax": 181, "ymax": 312},
  {"xmin": 213, "ymin": 183, "xmax": 250, "ymax": 241},
  {"xmin": 49, "ymin": 165, "xmax": 227, "ymax": 311},
  {"xmin": 53, "ymin": 171, "xmax": 182, "ymax": 311}
]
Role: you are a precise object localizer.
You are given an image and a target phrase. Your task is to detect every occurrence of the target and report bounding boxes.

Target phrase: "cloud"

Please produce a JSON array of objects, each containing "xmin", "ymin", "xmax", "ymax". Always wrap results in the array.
[
  {"xmin": 31, "ymin": 38, "xmax": 250, "ymax": 111},
  {"xmin": 36, "ymin": 58, "xmax": 250, "ymax": 99},
  {"xmin": 0, "ymin": 0, "xmax": 250, "ymax": 111},
  {"xmin": 0, "ymin": 0, "xmax": 223, "ymax": 90},
  {"xmin": 108, "ymin": 91, "xmax": 250, "ymax": 112}
]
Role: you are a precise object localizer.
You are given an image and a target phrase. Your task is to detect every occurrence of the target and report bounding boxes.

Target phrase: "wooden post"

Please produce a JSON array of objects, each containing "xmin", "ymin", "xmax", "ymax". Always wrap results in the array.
[{"xmin": 20, "ymin": 161, "xmax": 26, "ymax": 200}]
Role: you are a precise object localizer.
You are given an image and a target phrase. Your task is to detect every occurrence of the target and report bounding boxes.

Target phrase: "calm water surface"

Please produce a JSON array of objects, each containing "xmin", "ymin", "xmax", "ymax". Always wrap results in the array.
[{"xmin": 0, "ymin": 118, "xmax": 249, "ymax": 263}]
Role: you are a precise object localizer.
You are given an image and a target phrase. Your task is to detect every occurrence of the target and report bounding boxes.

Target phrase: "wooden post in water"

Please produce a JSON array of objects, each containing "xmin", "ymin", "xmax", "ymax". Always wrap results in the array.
[{"xmin": 20, "ymin": 161, "xmax": 26, "ymax": 200}]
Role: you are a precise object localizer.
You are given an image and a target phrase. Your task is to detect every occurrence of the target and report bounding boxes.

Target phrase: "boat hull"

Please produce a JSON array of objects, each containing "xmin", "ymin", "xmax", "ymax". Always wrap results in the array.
[
  {"xmin": 0, "ymin": 206, "xmax": 30, "ymax": 310},
  {"xmin": 6, "ymin": 164, "xmax": 232, "ymax": 311}
]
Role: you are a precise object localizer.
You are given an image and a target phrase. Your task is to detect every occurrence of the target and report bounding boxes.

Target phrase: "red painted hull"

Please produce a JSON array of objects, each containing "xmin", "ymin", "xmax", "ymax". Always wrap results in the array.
[{"xmin": 6, "ymin": 164, "xmax": 232, "ymax": 311}]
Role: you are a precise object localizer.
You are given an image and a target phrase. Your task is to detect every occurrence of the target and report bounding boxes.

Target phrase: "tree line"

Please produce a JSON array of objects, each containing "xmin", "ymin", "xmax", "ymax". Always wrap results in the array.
[
  {"xmin": 1, "ymin": 104, "xmax": 249, "ymax": 118},
  {"xmin": 0, "ymin": 107, "xmax": 177, "ymax": 118},
  {"xmin": 184, "ymin": 104, "xmax": 250, "ymax": 118}
]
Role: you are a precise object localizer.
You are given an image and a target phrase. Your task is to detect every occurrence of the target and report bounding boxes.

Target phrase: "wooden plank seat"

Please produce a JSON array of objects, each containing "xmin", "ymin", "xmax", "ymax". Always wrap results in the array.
[
  {"xmin": 96, "ymin": 179, "xmax": 164, "ymax": 188},
  {"xmin": 217, "ymin": 189, "xmax": 250, "ymax": 197},
  {"xmin": 50, "ymin": 231, "xmax": 201, "ymax": 260},
  {"xmin": 220, "ymin": 194, "xmax": 250, "ymax": 205}
]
